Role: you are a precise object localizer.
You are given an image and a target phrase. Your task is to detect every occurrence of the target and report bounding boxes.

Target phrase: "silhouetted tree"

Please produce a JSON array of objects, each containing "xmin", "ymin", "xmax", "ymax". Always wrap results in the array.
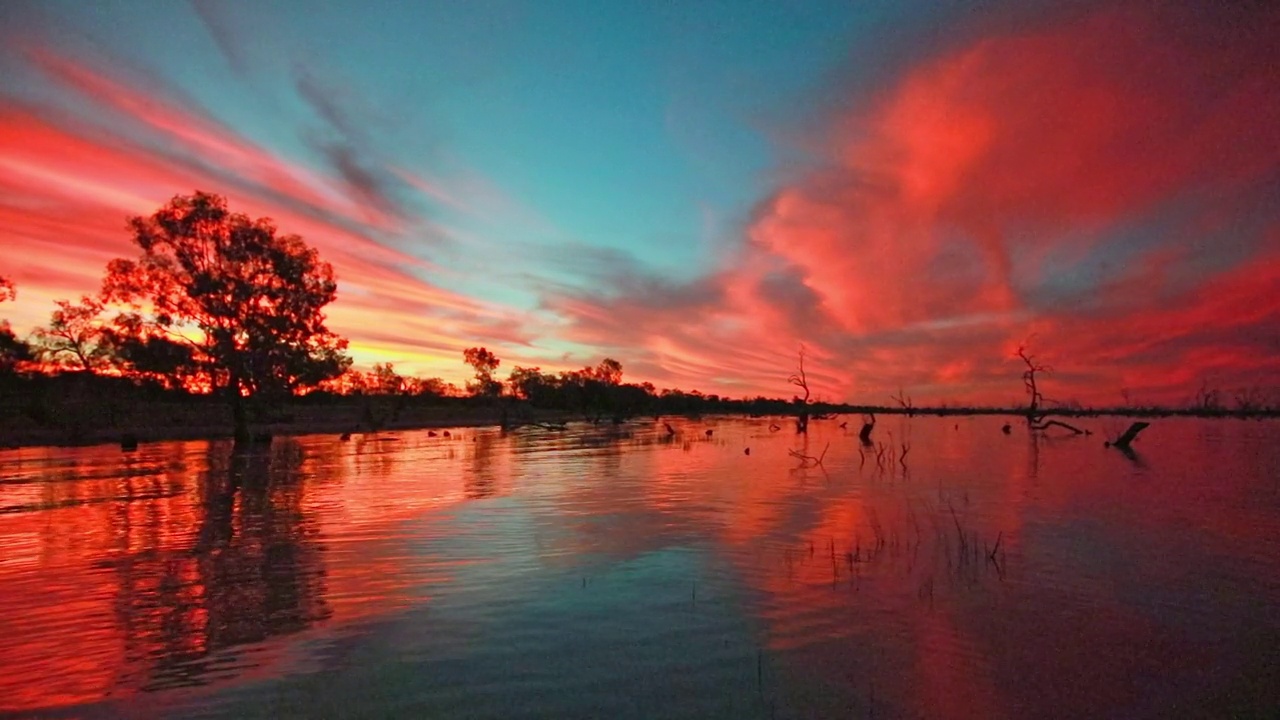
[
  {"xmin": 890, "ymin": 388, "xmax": 914, "ymax": 415},
  {"xmin": 32, "ymin": 296, "xmax": 115, "ymax": 372},
  {"xmin": 463, "ymin": 346, "xmax": 502, "ymax": 397},
  {"xmin": 101, "ymin": 191, "xmax": 351, "ymax": 442},
  {"xmin": 595, "ymin": 357, "xmax": 623, "ymax": 386},
  {"xmin": 1016, "ymin": 343, "xmax": 1050, "ymax": 420},
  {"xmin": 788, "ymin": 345, "xmax": 811, "ymax": 433},
  {"xmin": 508, "ymin": 365, "xmax": 557, "ymax": 405},
  {"xmin": 403, "ymin": 375, "xmax": 454, "ymax": 397},
  {"xmin": 1193, "ymin": 380, "xmax": 1222, "ymax": 412},
  {"xmin": 0, "ymin": 275, "xmax": 32, "ymax": 374},
  {"xmin": 110, "ymin": 332, "xmax": 200, "ymax": 391}
]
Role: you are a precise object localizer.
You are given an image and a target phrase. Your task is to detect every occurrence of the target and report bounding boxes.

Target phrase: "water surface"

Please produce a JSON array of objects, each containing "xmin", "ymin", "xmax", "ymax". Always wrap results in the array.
[{"xmin": 2, "ymin": 416, "xmax": 1278, "ymax": 718}]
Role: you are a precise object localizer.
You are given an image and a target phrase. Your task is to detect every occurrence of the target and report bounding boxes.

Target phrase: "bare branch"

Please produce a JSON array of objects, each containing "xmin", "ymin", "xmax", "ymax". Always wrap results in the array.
[{"xmin": 788, "ymin": 442, "xmax": 829, "ymax": 468}]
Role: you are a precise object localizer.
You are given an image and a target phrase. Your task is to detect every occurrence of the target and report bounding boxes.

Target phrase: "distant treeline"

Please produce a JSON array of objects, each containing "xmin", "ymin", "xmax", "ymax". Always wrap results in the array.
[{"xmin": 1, "ymin": 191, "xmax": 1276, "ymax": 451}]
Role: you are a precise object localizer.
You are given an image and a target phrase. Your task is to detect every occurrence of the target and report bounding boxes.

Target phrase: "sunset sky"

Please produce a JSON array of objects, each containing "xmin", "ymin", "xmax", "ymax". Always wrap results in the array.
[{"xmin": 1, "ymin": 0, "xmax": 1277, "ymax": 406}]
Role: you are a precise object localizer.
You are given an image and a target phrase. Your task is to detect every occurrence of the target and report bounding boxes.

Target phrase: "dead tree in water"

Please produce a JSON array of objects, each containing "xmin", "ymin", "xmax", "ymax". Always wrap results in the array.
[
  {"xmin": 788, "ymin": 346, "xmax": 811, "ymax": 434},
  {"xmin": 891, "ymin": 388, "xmax": 914, "ymax": 416},
  {"xmin": 859, "ymin": 413, "xmax": 876, "ymax": 446},
  {"xmin": 1017, "ymin": 344, "xmax": 1050, "ymax": 421},
  {"xmin": 1015, "ymin": 343, "xmax": 1093, "ymax": 435}
]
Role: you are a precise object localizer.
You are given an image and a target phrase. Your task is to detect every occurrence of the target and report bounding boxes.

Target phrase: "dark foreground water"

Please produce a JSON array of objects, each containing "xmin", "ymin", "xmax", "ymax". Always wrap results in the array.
[{"xmin": 2, "ymin": 416, "xmax": 1278, "ymax": 719}]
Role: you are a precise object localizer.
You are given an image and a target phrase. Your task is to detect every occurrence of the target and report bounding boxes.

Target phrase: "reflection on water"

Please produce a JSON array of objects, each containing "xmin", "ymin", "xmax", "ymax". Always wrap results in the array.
[{"xmin": 1, "ymin": 417, "xmax": 1278, "ymax": 718}]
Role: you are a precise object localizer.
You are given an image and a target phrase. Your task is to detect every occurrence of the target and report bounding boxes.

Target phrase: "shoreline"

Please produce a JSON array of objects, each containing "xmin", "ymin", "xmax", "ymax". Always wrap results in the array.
[{"xmin": 1, "ymin": 404, "xmax": 1275, "ymax": 452}]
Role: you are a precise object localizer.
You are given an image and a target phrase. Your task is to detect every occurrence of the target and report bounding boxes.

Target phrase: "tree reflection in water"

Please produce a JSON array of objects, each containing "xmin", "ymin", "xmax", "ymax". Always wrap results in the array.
[{"xmin": 111, "ymin": 440, "xmax": 330, "ymax": 691}]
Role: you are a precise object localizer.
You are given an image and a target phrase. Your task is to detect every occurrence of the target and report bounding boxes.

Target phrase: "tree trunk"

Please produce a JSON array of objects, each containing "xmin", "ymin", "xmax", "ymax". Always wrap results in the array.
[
  {"xmin": 229, "ymin": 366, "xmax": 250, "ymax": 445},
  {"xmin": 231, "ymin": 393, "xmax": 250, "ymax": 445}
]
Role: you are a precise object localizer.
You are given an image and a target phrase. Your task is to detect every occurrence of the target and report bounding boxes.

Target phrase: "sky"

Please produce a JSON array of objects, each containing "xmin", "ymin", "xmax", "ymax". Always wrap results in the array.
[{"xmin": 0, "ymin": 0, "xmax": 1277, "ymax": 406}]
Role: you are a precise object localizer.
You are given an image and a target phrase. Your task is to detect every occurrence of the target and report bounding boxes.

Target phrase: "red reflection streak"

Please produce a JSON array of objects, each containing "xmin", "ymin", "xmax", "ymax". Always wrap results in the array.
[
  {"xmin": 0, "ymin": 438, "xmax": 488, "ymax": 713},
  {"xmin": 630, "ymin": 421, "xmax": 1031, "ymax": 717}
]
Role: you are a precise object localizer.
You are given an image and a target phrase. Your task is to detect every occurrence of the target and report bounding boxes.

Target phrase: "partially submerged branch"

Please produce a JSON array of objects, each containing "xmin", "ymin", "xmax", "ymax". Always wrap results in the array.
[
  {"xmin": 788, "ymin": 442, "xmax": 829, "ymax": 468},
  {"xmin": 858, "ymin": 412, "xmax": 876, "ymax": 445},
  {"xmin": 1107, "ymin": 421, "xmax": 1150, "ymax": 450},
  {"xmin": 1029, "ymin": 419, "xmax": 1091, "ymax": 435}
]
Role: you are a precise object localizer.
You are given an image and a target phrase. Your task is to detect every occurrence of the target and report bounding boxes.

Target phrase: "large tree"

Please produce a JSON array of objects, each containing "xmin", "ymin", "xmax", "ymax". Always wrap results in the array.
[{"xmin": 102, "ymin": 191, "xmax": 351, "ymax": 441}]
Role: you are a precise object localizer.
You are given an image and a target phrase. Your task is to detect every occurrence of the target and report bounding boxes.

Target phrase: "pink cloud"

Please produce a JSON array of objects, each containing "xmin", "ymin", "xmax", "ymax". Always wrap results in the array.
[
  {"xmin": 0, "ymin": 51, "xmax": 536, "ymax": 384},
  {"xmin": 544, "ymin": 3, "xmax": 1279, "ymax": 405}
]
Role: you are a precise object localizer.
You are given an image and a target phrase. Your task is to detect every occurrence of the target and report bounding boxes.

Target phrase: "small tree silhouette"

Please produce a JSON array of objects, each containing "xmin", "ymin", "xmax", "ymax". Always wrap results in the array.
[
  {"xmin": 0, "ymin": 275, "xmax": 32, "ymax": 373},
  {"xmin": 788, "ymin": 345, "xmax": 811, "ymax": 433},
  {"xmin": 1016, "ymin": 343, "xmax": 1051, "ymax": 420},
  {"xmin": 463, "ymin": 346, "xmax": 502, "ymax": 397},
  {"xmin": 33, "ymin": 296, "xmax": 115, "ymax": 372}
]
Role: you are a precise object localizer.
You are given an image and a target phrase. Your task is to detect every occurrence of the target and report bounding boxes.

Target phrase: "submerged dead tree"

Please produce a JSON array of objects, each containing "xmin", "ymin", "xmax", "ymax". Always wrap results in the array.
[
  {"xmin": 1013, "ymin": 340, "xmax": 1095, "ymax": 430},
  {"xmin": 859, "ymin": 412, "xmax": 876, "ymax": 445},
  {"xmin": 891, "ymin": 388, "xmax": 914, "ymax": 416},
  {"xmin": 1017, "ymin": 344, "xmax": 1050, "ymax": 421},
  {"xmin": 1016, "ymin": 342, "xmax": 1090, "ymax": 435},
  {"xmin": 788, "ymin": 345, "xmax": 811, "ymax": 434}
]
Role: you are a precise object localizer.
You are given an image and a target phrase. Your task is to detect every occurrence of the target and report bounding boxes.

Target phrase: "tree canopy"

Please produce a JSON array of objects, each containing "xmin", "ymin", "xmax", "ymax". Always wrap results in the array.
[
  {"xmin": 101, "ymin": 191, "xmax": 351, "ymax": 439},
  {"xmin": 32, "ymin": 296, "xmax": 114, "ymax": 372},
  {"xmin": 463, "ymin": 346, "xmax": 502, "ymax": 397},
  {"xmin": 0, "ymin": 275, "xmax": 31, "ymax": 374}
]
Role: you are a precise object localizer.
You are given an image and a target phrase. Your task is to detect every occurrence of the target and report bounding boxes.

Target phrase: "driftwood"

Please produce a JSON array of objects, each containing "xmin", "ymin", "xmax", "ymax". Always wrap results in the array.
[
  {"xmin": 1107, "ymin": 421, "xmax": 1150, "ymax": 450},
  {"xmin": 1030, "ymin": 419, "xmax": 1090, "ymax": 435}
]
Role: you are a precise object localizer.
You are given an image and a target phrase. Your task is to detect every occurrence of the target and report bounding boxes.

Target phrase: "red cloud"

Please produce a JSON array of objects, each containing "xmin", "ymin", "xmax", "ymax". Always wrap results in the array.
[
  {"xmin": 541, "ymin": 4, "xmax": 1278, "ymax": 406},
  {"xmin": 0, "ymin": 51, "xmax": 535, "ymax": 381},
  {"xmin": 727, "ymin": 4, "xmax": 1280, "ymax": 404}
]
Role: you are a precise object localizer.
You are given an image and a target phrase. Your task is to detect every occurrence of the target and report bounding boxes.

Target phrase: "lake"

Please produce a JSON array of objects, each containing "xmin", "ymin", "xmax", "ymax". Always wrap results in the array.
[{"xmin": 2, "ymin": 416, "xmax": 1278, "ymax": 719}]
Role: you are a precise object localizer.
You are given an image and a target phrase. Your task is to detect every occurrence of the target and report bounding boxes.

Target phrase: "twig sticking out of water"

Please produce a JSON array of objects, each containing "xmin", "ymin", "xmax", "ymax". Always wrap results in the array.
[{"xmin": 788, "ymin": 442, "xmax": 829, "ymax": 467}]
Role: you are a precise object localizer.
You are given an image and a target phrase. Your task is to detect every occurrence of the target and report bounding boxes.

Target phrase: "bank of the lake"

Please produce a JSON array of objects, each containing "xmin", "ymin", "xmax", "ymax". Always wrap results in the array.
[{"xmin": 0, "ymin": 399, "xmax": 582, "ymax": 450}]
